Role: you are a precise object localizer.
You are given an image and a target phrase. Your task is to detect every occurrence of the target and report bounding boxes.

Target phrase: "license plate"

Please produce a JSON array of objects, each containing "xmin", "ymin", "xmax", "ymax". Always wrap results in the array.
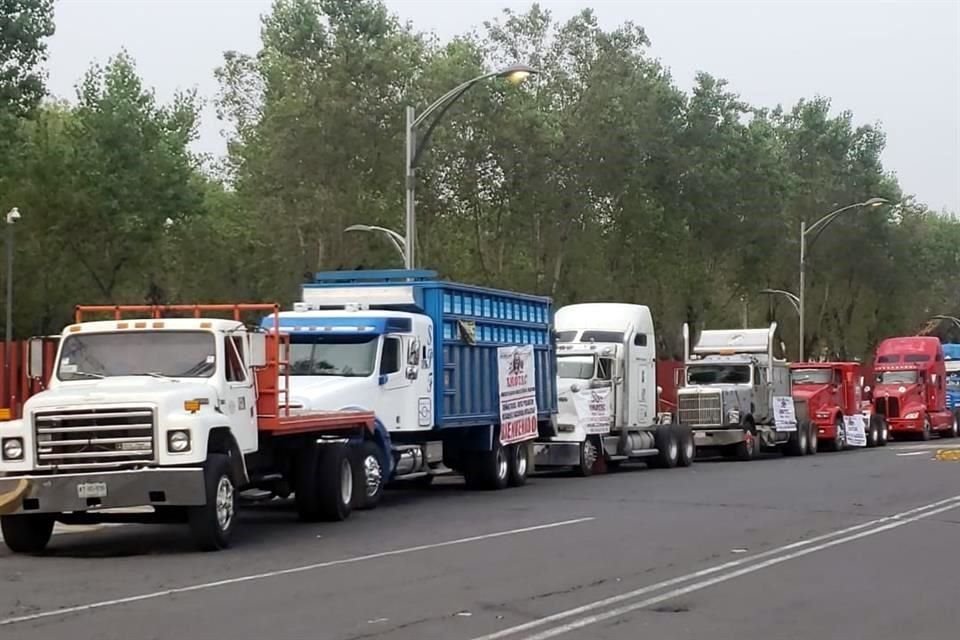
[{"xmin": 77, "ymin": 482, "xmax": 107, "ymax": 499}]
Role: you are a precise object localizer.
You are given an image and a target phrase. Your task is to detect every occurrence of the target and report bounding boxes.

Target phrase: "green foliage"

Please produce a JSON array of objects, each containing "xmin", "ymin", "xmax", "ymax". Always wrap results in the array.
[{"xmin": 3, "ymin": 0, "xmax": 959, "ymax": 362}]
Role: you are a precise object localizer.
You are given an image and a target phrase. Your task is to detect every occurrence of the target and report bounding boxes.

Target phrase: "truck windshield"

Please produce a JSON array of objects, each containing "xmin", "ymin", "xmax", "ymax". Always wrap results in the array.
[
  {"xmin": 557, "ymin": 355, "xmax": 595, "ymax": 379},
  {"xmin": 687, "ymin": 365, "xmax": 751, "ymax": 385},
  {"xmin": 876, "ymin": 370, "xmax": 918, "ymax": 384},
  {"xmin": 287, "ymin": 336, "xmax": 379, "ymax": 377},
  {"xmin": 57, "ymin": 330, "xmax": 216, "ymax": 380},
  {"xmin": 791, "ymin": 369, "xmax": 832, "ymax": 384}
]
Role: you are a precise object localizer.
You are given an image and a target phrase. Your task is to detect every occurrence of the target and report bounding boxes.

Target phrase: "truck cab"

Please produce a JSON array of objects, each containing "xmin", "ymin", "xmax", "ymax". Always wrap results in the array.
[
  {"xmin": 790, "ymin": 362, "xmax": 886, "ymax": 449},
  {"xmin": 870, "ymin": 336, "xmax": 958, "ymax": 440},
  {"xmin": 678, "ymin": 322, "xmax": 810, "ymax": 459},
  {"xmin": 534, "ymin": 303, "xmax": 693, "ymax": 475}
]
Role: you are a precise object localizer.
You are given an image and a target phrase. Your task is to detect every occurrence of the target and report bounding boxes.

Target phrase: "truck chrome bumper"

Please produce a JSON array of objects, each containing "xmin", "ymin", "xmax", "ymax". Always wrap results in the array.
[
  {"xmin": 0, "ymin": 468, "xmax": 206, "ymax": 515},
  {"xmin": 692, "ymin": 428, "xmax": 744, "ymax": 447},
  {"xmin": 533, "ymin": 441, "xmax": 581, "ymax": 467}
]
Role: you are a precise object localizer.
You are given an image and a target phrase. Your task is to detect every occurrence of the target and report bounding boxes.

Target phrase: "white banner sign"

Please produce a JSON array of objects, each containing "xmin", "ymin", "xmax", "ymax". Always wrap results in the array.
[
  {"xmin": 773, "ymin": 395, "xmax": 798, "ymax": 432},
  {"xmin": 498, "ymin": 345, "xmax": 539, "ymax": 445},
  {"xmin": 844, "ymin": 414, "xmax": 867, "ymax": 447},
  {"xmin": 572, "ymin": 387, "xmax": 612, "ymax": 435}
]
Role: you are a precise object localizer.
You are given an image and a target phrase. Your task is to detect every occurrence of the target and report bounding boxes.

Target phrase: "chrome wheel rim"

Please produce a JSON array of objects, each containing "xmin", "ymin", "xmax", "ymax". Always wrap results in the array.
[
  {"xmin": 583, "ymin": 439, "xmax": 598, "ymax": 469},
  {"xmin": 340, "ymin": 458, "xmax": 353, "ymax": 505},
  {"xmin": 363, "ymin": 454, "xmax": 382, "ymax": 498},
  {"xmin": 497, "ymin": 448, "xmax": 508, "ymax": 480},
  {"xmin": 515, "ymin": 447, "xmax": 528, "ymax": 477},
  {"xmin": 216, "ymin": 475, "xmax": 235, "ymax": 531},
  {"xmin": 684, "ymin": 437, "xmax": 694, "ymax": 460}
]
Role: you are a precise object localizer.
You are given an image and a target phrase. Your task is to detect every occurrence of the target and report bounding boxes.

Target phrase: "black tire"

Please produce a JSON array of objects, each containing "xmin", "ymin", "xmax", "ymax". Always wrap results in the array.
[
  {"xmin": 652, "ymin": 426, "xmax": 679, "ymax": 468},
  {"xmin": 0, "ymin": 514, "xmax": 55, "ymax": 554},
  {"xmin": 508, "ymin": 443, "xmax": 530, "ymax": 487},
  {"xmin": 295, "ymin": 443, "xmax": 354, "ymax": 522},
  {"xmin": 943, "ymin": 412, "xmax": 959, "ymax": 439},
  {"xmin": 468, "ymin": 442, "xmax": 510, "ymax": 490},
  {"xmin": 806, "ymin": 421, "xmax": 818, "ymax": 455},
  {"xmin": 735, "ymin": 428, "xmax": 757, "ymax": 461},
  {"xmin": 188, "ymin": 454, "xmax": 237, "ymax": 551},
  {"xmin": 785, "ymin": 421, "xmax": 807, "ymax": 456},
  {"xmin": 920, "ymin": 416, "xmax": 932, "ymax": 441},
  {"xmin": 877, "ymin": 417, "xmax": 889, "ymax": 446},
  {"xmin": 354, "ymin": 440, "xmax": 385, "ymax": 510},
  {"xmin": 676, "ymin": 427, "xmax": 695, "ymax": 467},
  {"xmin": 826, "ymin": 417, "xmax": 845, "ymax": 452},
  {"xmin": 866, "ymin": 416, "xmax": 878, "ymax": 448},
  {"xmin": 574, "ymin": 437, "xmax": 599, "ymax": 477}
]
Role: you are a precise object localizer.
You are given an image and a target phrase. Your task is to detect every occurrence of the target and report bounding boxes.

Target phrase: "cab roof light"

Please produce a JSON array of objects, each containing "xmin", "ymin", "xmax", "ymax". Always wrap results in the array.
[{"xmin": 68, "ymin": 325, "xmax": 82, "ymax": 333}]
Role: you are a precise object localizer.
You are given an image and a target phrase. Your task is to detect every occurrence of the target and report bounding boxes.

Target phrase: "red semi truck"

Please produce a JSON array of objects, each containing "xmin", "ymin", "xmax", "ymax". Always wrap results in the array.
[
  {"xmin": 869, "ymin": 336, "xmax": 959, "ymax": 441},
  {"xmin": 790, "ymin": 362, "xmax": 887, "ymax": 450}
]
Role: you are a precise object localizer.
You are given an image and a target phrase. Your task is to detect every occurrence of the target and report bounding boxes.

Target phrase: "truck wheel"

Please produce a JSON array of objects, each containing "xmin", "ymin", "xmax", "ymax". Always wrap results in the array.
[
  {"xmin": 354, "ymin": 440, "xmax": 385, "ymax": 510},
  {"xmin": 877, "ymin": 417, "xmax": 889, "ymax": 446},
  {"xmin": 943, "ymin": 412, "xmax": 959, "ymax": 439},
  {"xmin": 0, "ymin": 514, "xmax": 55, "ymax": 554},
  {"xmin": 467, "ymin": 442, "xmax": 510, "ymax": 490},
  {"xmin": 735, "ymin": 430, "xmax": 757, "ymax": 461},
  {"xmin": 508, "ymin": 443, "xmax": 530, "ymax": 487},
  {"xmin": 295, "ymin": 443, "xmax": 354, "ymax": 521},
  {"xmin": 866, "ymin": 417, "xmax": 878, "ymax": 448},
  {"xmin": 574, "ymin": 438, "xmax": 599, "ymax": 477},
  {"xmin": 921, "ymin": 416, "xmax": 932, "ymax": 441},
  {"xmin": 785, "ymin": 421, "xmax": 806, "ymax": 456},
  {"xmin": 652, "ymin": 426, "xmax": 679, "ymax": 468},
  {"xmin": 188, "ymin": 454, "xmax": 237, "ymax": 551},
  {"xmin": 806, "ymin": 422, "xmax": 818, "ymax": 455},
  {"xmin": 676, "ymin": 428, "xmax": 695, "ymax": 467},
  {"xmin": 826, "ymin": 418, "xmax": 845, "ymax": 451}
]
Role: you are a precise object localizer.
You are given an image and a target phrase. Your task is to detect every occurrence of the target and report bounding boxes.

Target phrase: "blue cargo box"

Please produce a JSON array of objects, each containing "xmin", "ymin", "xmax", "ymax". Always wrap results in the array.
[
  {"xmin": 944, "ymin": 343, "xmax": 960, "ymax": 410},
  {"xmin": 303, "ymin": 269, "xmax": 558, "ymax": 429}
]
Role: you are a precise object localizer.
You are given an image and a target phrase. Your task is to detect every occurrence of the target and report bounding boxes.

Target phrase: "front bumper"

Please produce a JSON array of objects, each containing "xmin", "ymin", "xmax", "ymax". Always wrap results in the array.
[
  {"xmin": 887, "ymin": 418, "xmax": 923, "ymax": 433},
  {"xmin": 814, "ymin": 421, "xmax": 837, "ymax": 440},
  {"xmin": 0, "ymin": 468, "xmax": 206, "ymax": 515},
  {"xmin": 692, "ymin": 427, "xmax": 745, "ymax": 447}
]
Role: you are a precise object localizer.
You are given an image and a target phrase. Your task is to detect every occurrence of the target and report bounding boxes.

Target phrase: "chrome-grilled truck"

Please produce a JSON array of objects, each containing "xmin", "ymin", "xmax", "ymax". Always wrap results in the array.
[{"xmin": 677, "ymin": 322, "xmax": 815, "ymax": 460}]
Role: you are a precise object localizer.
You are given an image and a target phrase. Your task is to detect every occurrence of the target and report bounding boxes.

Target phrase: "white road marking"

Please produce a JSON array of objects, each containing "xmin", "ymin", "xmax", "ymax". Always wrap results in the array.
[
  {"xmin": 0, "ymin": 516, "xmax": 595, "ymax": 627},
  {"xmin": 471, "ymin": 495, "xmax": 960, "ymax": 640},
  {"xmin": 890, "ymin": 443, "xmax": 960, "ymax": 451},
  {"xmin": 896, "ymin": 451, "xmax": 930, "ymax": 457}
]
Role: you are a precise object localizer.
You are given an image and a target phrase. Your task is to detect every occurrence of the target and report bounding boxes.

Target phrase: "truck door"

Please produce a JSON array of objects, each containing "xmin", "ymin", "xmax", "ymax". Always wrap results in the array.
[
  {"xmin": 224, "ymin": 335, "xmax": 258, "ymax": 453},
  {"xmin": 628, "ymin": 332, "xmax": 655, "ymax": 426},
  {"xmin": 754, "ymin": 365, "xmax": 771, "ymax": 420},
  {"xmin": 378, "ymin": 333, "xmax": 424, "ymax": 431}
]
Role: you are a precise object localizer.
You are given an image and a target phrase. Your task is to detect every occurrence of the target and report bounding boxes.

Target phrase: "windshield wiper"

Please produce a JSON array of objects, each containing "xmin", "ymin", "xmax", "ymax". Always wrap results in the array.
[
  {"xmin": 68, "ymin": 370, "xmax": 105, "ymax": 379},
  {"xmin": 131, "ymin": 372, "xmax": 176, "ymax": 380}
]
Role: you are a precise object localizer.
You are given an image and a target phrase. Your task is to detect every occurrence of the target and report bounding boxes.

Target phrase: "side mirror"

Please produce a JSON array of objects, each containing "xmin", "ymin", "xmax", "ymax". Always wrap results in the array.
[
  {"xmin": 27, "ymin": 338, "xmax": 46, "ymax": 380},
  {"xmin": 406, "ymin": 365, "xmax": 418, "ymax": 380},
  {"xmin": 656, "ymin": 385, "xmax": 663, "ymax": 396},
  {"xmin": 407, "ymin": 339, "xmax": 421, "ymax": 366},
  {"xmin": 932, "ymin": 374, "xmax": 938, "ymax": 385},
  {"xmin": 248, "ymin": 333, "xmax": 267, "ymax": 368},
  {"xmin": 379, "ymin": 374, "xmax": 388, "ymax": 386}
]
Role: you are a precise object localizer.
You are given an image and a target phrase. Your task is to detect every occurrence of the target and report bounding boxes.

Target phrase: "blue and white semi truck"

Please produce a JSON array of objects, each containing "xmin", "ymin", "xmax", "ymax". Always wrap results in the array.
[
  {"xmin": 261, "ymin": 270, "xmax": 558, "ymax": 507},
  {"xmin": 943, "ymin": 343, "xmax": 960, "ymax": 411}
]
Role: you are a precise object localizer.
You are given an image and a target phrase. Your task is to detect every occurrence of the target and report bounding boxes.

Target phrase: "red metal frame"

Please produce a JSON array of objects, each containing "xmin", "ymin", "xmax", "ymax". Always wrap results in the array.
[{"xmin": 73, "ymin": 304, "xmax": 375, "ymax": 436}]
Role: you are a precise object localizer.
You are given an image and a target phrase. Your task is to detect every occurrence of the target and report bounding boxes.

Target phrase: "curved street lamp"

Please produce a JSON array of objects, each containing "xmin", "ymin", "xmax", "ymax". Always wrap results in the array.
[
  {"xmin": 799, "ymin": 197, "xmax": 887, "ymax": 361},
  {"xmin": 5, "ymin": 207, "xmax": 20, "ymax": 412},
  {"xmin": 759, "ymin": 288, "xmax": 800, "ymax": 317},
  {"xmin": 404, "ymin": 63, "xmax": 538, "ymax": 269},
  {"xmin": 344, "ymin": 224, "xmax": 407, "ymax": 263}
]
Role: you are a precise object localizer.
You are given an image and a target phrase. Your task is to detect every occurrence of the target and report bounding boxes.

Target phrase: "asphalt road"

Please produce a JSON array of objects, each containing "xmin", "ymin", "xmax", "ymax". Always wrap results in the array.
[{"xmin": 2, "ymin": 440, "xmax": 959, "ymax": 640}]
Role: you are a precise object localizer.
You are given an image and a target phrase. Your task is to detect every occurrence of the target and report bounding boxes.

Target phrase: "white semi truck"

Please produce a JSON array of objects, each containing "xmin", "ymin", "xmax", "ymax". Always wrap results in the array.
[
  {"xmin": 533, "ymin": 303, "xmax": 694, "ymax": 475},
  {"xmin": 677, "ymin": 322, "xmax": 815, "ymax": 460}
]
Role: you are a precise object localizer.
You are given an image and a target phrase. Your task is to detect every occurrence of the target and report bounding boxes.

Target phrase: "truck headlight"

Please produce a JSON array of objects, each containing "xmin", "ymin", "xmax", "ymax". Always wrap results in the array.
[
  {"xmin": 167, "ymin": 430, "xmax": 191, "ymax": 453},
  {"xmin": 727, "ymin": 408, "xmax": 740, "ymax": 424},
  {"xmin": 2, "ymin": 437, "xmax": 24, "ymax": 461},
  {"xmin": 904, "ymin": 412, "xmax": 920, "ymax": 420}
]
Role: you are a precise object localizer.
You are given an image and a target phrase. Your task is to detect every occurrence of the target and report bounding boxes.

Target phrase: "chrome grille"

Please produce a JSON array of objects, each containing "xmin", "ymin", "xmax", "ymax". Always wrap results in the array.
[
  {"xmin": 678, "ymin": 393, "xmax": 722, "ymax": 426},
  {"xmin": 874, "ymin": 397, "xmax": 900, "ymax": 419},
  {"xmin": 34, "ymin": 407, "xmax": 156, "ymax": 470}
]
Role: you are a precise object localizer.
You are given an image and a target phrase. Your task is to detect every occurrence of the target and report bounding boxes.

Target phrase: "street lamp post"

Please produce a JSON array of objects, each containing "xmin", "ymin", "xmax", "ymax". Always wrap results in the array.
[
  {"xmin": 759, "ymin": 288, "xmax": 800, "ymax": 317},
  {"xmin": 344, "ymin": 224, "xmax": 407, "ymax": 263},
  {"xmin": 5, "ymin": 207, "xmax": 21, "ymax": 411},
  {"xmin": 798, "ymin": 197, "xmax": 886, "ymax": 361},
  {"xmin": 404, "ymin": 63, "xmax": 537, "ymax": 269}
]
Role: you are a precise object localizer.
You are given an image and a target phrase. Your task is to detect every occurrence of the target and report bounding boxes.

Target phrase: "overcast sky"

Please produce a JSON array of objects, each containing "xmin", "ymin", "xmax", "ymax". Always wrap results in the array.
[{"xmin": 46, "ymin": 0, "xmax": 960, "ymax": 212}]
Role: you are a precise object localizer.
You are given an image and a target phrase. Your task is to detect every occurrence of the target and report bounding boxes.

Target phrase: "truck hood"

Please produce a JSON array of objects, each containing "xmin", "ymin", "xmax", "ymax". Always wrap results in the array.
[
  {"xmin": 283, "ymin": 376, "xmax": 377, "ymax": 411},
  {"xmin": 24, "ymin": 377, "xmax": 218, "ymax": 412},
  {"xmin": 791, "ymin": 384, "xmax": 830, "ymax": 403},
  {"xmin": 873, "ymin": 383, "xmax": 919, "ymax": 399}
]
